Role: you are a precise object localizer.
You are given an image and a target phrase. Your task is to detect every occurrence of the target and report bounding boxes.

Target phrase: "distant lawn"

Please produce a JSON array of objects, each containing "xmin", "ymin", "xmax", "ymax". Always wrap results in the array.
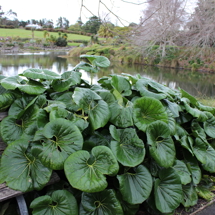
[
  {"xmin": 0, "ymin": 28, "xmax": 91, "ymax": 41},
  {"xmin": 68, "ymin": 42, "xmax": 81, "ymax": 47}
]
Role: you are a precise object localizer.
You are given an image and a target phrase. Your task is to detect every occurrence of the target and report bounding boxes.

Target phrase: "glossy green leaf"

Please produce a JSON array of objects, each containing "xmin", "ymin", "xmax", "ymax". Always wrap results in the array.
[
  {"xmin": 0, "ymin": 139, "xmax": 52, "ymax": 192},
  {"xmin": 109, "ymin": 100, "xmax": 134, "ymax": 128},
  {"xmin": 181, "ymin": 184, "xmax": 198, "ymax": 207},
  {"xmin": 8, "ymin": 95, "xmax": 38, "ymax": 117},
  {"xmin": 135, "ymin": 79, "xmax": 167, "ymax": 100},
  {"xmin": 111, "ymin": 75, "xmax": 132, "ymax": 96},
  {"xmin": 183, "ymin": 102, "xmax": 208, "ymax": 122},
  {"xmin": 73, "ymin": 87, "xmax": 110, "ymax": 130},
  {"xmin": 110, "ymin": 125, "xmax": 145, "ymax": 167},
  {"xmin": 133, "ymin": 97, "xmax": 168, "ymax": 132},
  {"xmin": 64, "ymin": 146, "xmax": 119, "ymax": 192},
  {"xmin": 173, "ymin": 160, "xmax": 192, "ymax": 185},
  {"xmin": 184, "ymin": 151, "xmax": 201, "ymax": 184},
  {"xmin": 22, "ymin": 68, "xmax": 61, "ymax": 80},
  {"xmin": 179, "ymin": 136, "xmax": 194, "ymax": 155},
  {"xmin": 204, "ymin": 115, "xmax": 215, "ymax": 138},
  {"xmin": 1, "ymin": 105, "xmax": 47, "ymax": 144},
  {"xmin": 117, "ymin": 165, "xmax": 153, "ymax": 204},
  {"xmin": 191, "ymin": 120, "xmax": 207, "ymax": 142},
  {"xmin": 1, "ymin": 76, "xmax": 46, "ymax": 95},
  {"xmin": 52, "ymin": 71, "xmax": 81, "ymax": 92},
  {"xmin": 193, "ymin": 138, "xmax": 207, "ymax": 164},
  {"xmin": 146, "ymin": 121, "xmax": 176, "ymax": 168},
  {"xmin": 30, "ymin": 190, "xmax": 78, "ymax": 215},
  {"xmin": 80, "ymin": 55, "xmax": 110, "ymax": 68},
  {"xmin": 80, "ymin": 189, "xmax": 123, "ymax": 215},
  {"xmin": 35, "ymin": 118, "xmax": 83, "ymax": 170},
  {"xmin": 154, "ymin": 168, "xmax": 183, "ymax": 213},
  {"xmin": 202, "ymin": 145, "xmax": 215, "ymax": 173},
  {"xmin": 180, "ymin": 88, "xmax": 198, "ymax": 105},
  {"xmin": 51, "ymin": 91, "xmax": 79, "ymax": 112},
  {"xmin": 0, "ymin": 92, "xmax": 16, "ymax": 111},
  {"xmin": 163, "ymin": 99, "xmax": 179, "ymax": 117}
]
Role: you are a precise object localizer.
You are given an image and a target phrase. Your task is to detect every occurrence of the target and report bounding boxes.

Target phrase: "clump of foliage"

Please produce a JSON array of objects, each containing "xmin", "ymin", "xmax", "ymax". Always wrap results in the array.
[{"xmin": 1, "ymin": 55, "xmax": 215, "ymax": 214}]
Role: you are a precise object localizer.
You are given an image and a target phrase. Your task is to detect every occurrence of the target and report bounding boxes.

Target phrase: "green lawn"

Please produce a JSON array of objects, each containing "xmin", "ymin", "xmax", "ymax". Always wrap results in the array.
[{"xmin": 0, "ymin": 28, "xmax": 91, "ymax": 41}]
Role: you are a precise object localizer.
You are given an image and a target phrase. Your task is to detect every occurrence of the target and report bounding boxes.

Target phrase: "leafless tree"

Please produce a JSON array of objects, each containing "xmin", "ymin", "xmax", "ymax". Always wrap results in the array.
[
  {"xmin": 130, "ymin": 0, "xmax": 188, "ymax": 58},
  {"xmin": 184, "ymin": 0, "xmax": 215, "ymax": 50}
]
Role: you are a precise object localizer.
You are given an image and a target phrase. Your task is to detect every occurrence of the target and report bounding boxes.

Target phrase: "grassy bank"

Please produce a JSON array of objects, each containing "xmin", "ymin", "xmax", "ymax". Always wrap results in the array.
[
  {"xmin": 0, "ymin": 28, "xmax": 91, "ymax": 41},
  {"xmin": 68, "ymin": 44, "xmax": 215, "ymax": 73}
]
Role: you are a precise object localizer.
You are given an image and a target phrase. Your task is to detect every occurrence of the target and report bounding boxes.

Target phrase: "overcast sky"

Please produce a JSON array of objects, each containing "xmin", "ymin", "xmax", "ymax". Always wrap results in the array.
[
  {"xmin": 1, "ymin": 0, "xmax": 196, "ymax": 26},
  {"xmin": 1, "ymin": 0, "xmax": 145, "ymax": 26}
]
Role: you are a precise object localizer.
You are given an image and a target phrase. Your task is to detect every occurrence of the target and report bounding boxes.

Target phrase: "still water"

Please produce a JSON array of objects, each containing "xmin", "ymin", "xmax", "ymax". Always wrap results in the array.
[{"xmin": 0, "ymin": 51, "xmax": 215, "ymax": 97}]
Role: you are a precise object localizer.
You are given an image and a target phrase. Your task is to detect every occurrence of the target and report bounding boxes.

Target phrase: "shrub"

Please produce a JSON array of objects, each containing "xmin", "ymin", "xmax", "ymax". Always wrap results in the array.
[
  {"xmin": 1, "ymin": 56, "xmax": 215, "ymax": 215},
  {"xmin": 55, "ymin": 37, "xmax": 67, "ymax": 47}
]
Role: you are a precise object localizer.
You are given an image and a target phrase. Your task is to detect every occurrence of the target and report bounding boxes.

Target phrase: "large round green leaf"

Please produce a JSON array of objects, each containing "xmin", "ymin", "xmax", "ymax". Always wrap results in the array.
[
  {"xmin": 111, "ymin": 75, "xmax": 132, "ymax": 96},
  {"xmin": 193, "ymin": 138, "xmax": 207, "ymax": 164},
  {"xmin": 79, "ymin": 189, "xmax": 123, "ymax": 215},
  {"xmin": 0, "ymin": 139, "xmax": 52, "ymax": 192},
  {"xmin": 204, "ymin": 115, "xmax": 215, "ymax": 138},
  {"xmin": 0, "ymin": 115, "xmax": 23, "ymax": 144},
  {"xmin": 1, "ymin": 105, "xmax": 47, "ymax": 144},
  {"xmin": 30, "ymin": 190, "xmax": 78, "ymax": 215},
  {"xmin": 80, "ymin": 55, "xmax": 110, "ymax": 68},
  {"xmin": 183, "ymin": 151, "xmax": 201, "ymax": 185},
  {"xmin": 135, "ymin": 79, "xmax": 167, "ymax": 100},
  {"xmin": 73, "ymin": 87, "xmax": 110, "ymax": 130},
  {"xmin": 1, "ymin": 76, "xmax": 46, "ymax": 95},
  {"xmin": 202, "ymin": 145, "xmax": 215, "ymax": 173},
  {"xmin": 36, "ymin": 118, "xmax": 83, "ymax": 170},
  {"xmin": 133, "ymin": 97, "xmax": 168, "ymax": 132},
  {"xmin": 154, "ymin": 168, "xmax": 183, "ymax": 213},
  {"xmin": 173, "ymin": 160, "xmax": 192, "ymax": 185},
  {"xmin": 181, "ymin": 184, "xmax": 198, "ymax": 207},
  {"xmin": 146, "ymin": 121, "xmax": 176, "ymax": 168},
  {"xmin": 52, "ymin": 71, "xmax": 81, "ymax": 92},
  {"xmin": 117, "ymin": 165, "xmax": 153, "ymax": 204},
  {"xmin": 109, "ymin": 100, "xmax": 134, "ymax": 128},
  {"xmin": 8, "ymin": 95, "xmax": 38, "ymax": 117},
  {"xmin": 22, "ymin": 68, "xmax": 61, "ymax": 80},
  {"xmin": 110, "ymin": 125, "xmax": 145, "ymax": 167},
  {"xmin": 0, "ymin": 92, "xmax": 16, "ymax": 111},
  {"xmin": 64, "ymin": 146, "xmax": 119, "ymax": 192}
]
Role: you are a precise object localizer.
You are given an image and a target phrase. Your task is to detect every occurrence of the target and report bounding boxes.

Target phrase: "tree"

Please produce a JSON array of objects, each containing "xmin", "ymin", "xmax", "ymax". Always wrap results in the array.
[
  {"xmin": 132, "ymin": 0, "xmax": 187, "ymax": 58},
  {"xmin": 56, "ymin": 17, "xmax": 63, "ymax": 28},
  {"xmin": 63, "ymin": 17, "xmax": 70, "ymax": 29},
  {"xmin": 82, "ymin": 16, "xmax": 102, "ymax": 34},
  {"xmin": 98, "ymin": 22, "xmax": 115, "ymax": 38},
  {"xmin": 0, "ymin": 6, "xmax": 18, "ymax": 26},
  {"xmin": 185, "ymin": 0, "xmax": 215, "ymax": 48}
]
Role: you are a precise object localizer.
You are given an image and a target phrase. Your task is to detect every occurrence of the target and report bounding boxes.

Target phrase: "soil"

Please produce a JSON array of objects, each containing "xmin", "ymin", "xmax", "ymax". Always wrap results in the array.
[{"xmin": 135, "ymin": 197, "xmax": 215, "ymax": 215}]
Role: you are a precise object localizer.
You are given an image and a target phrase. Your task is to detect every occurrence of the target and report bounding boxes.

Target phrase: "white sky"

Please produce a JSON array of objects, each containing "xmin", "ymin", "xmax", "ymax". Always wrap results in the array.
[
  {"xmin": 1, "ymin": 0, "xmax": 146, "ymax": 26},
  {"xmin": 1, "ymin": 0, "xmax": 197, "ymax": 26}
]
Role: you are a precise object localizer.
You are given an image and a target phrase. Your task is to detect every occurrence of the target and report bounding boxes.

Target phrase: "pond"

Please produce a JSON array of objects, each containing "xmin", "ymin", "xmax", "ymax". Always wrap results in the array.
[{"xmin": 0, "ymin": 51, "xmax": 215, "ymax": 97}]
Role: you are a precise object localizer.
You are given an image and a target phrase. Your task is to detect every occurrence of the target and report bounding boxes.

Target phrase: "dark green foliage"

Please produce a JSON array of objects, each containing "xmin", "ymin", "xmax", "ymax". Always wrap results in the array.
[
  {"xmin": 55, "ymin": 36, "xmax": 67, "ymax": 47},
  {"xmin": 82, "ymin": 16, "xmax": 102, "ymax": 34},
  {"xmin": 1, "ymin": 56, "xmax": 215, "ymax": 215}
]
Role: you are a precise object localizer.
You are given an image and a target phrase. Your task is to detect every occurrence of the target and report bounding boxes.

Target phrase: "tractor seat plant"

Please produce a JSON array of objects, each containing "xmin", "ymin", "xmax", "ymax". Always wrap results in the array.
[{"xmin": 0, "ymin": 55, "xmax": 215, "ymax": 215}]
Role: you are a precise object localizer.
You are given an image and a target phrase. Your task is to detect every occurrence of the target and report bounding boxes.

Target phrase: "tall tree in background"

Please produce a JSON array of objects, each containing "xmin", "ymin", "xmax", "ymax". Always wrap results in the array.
[
  {"xmin": 56, "ymin": 17, "xmax": 63, "ymax": 28},
  {"xmin": 0, "ymin": 6, "xmax": 18, "ymax": 26},
  {"xmin": 63, "ymin": 17, "xmax": 70, "ymax": 29},
  {"xmin": 185, "ymin": 0, "xmax": 215, "ymax": 48},
  {"xmin": 132, "ymin": 0, "xmax": 187, "ymax": 57},
  {"xmin": 82, "ymin": 16, "xmax": 102, "ymax": 34}
]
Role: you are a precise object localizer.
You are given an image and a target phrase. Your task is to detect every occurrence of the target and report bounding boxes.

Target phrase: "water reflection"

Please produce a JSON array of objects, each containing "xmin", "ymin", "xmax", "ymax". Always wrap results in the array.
[{"xmin": 0, "ymin": 52, "xmax": 215, "ymax": 97}]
